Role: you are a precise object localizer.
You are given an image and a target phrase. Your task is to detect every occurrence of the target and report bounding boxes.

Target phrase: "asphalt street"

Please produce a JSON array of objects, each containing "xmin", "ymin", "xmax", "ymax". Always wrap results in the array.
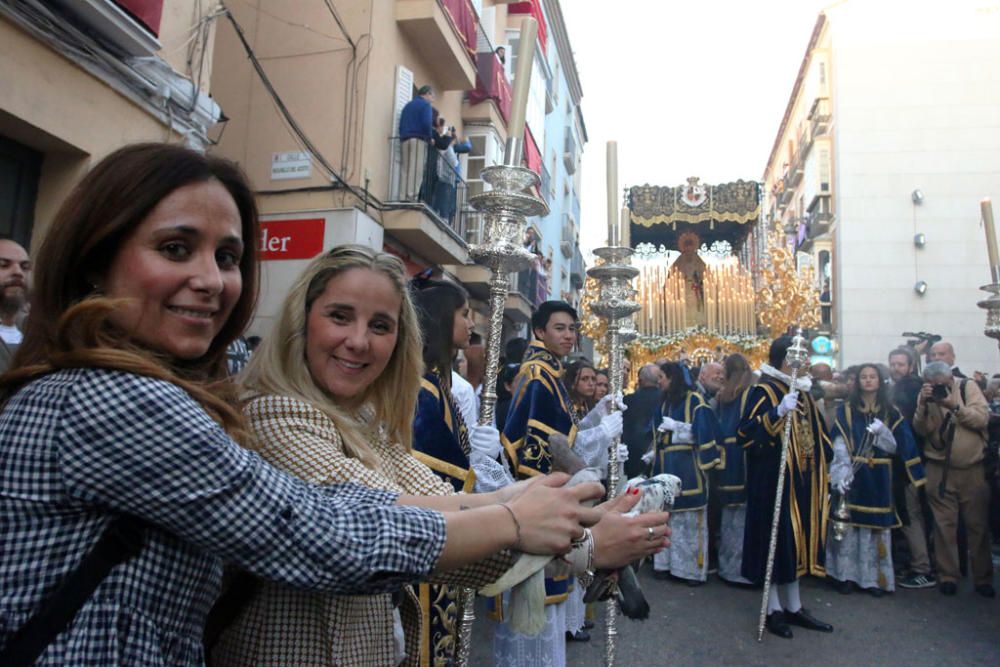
[{"xmin": 471, "ymin": 563, "xmax": 999, "ymax": 666}]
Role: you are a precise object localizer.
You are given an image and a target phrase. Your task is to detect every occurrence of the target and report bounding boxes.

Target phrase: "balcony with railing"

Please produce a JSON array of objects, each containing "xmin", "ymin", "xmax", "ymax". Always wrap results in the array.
[
  {"xmin": 464, "ymin": 22, "xmax": 511, "ymax": 136},
  {"xmin": 560, "ymin": 213, "xmax": 574, "ymax": 258},
  {"xmin": 539, "ymin": 162, "xmax": 552, "ymax": 205},
  {"xmin": 384, "ymin": 136, "xmax": 472, "ymax": 264},
  {"xmin": 563, "ymin": 131, "xmax": 577, "ymax": 174},
  {"xmin": 570, "ymin": 246, "xmax": 585, "ymax": 289},
  {"xmin": 395, "ymin": 0, "xmax": 478, "ymax": 90},
  {"xmin": 808, "ymin": 97, "xmax": 831, "ymax": 136}
]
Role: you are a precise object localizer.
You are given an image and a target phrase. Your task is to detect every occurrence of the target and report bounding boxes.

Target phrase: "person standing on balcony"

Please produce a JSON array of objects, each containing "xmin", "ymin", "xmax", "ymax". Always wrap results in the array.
[
  {"xmin": 398, "ymin": 85, "xmax": 434, "ymax": 201},
  {"xmin": 433, "ymin": 125, "xmax": 471, "ymax": 224}
]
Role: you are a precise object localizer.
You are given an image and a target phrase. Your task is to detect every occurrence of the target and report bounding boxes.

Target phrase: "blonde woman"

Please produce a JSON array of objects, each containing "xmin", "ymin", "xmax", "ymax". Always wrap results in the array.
[{"xmin": 212, "ymin": 246, "xmax": 670, "ymax": 666}]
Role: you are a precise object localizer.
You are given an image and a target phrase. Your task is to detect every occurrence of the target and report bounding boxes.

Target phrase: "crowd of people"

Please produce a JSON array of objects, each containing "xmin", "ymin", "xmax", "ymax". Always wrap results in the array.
[
  {"xmin": 0, "ymin": 142, "xmax": 995, "ymax": 666},
  {"xmin": 0, "ymin": 144, "xmax": 666, "ymax": 667},
  {"xmin": 599, "ymin": 337, "xmax": 997, "ymax": 639}
]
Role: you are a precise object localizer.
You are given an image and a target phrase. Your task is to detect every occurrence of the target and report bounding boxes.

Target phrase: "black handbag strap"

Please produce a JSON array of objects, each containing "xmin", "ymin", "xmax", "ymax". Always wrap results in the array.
[{"xmin": 0, "ymin": 514, "xmax": 145, "ymax": 667}]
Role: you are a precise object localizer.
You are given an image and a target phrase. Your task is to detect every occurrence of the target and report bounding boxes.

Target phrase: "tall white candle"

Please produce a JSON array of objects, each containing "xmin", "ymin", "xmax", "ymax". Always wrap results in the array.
[
  {"xmin": 505, "ymin": 18, "xmax": 538, "ymax": 165},
  {"xmin": 607, "ymin": 141, "xmax": 619, "ymax": 246},
  {"xmin": 621, "ymin": 206, "xmax": 631, "ymax": 248}
]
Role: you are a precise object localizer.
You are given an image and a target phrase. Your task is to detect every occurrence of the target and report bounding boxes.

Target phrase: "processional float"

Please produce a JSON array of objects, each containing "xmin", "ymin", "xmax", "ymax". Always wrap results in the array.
[{"xmin": 580, "ymin": 170, "xmax": 824, "ymax": 647}]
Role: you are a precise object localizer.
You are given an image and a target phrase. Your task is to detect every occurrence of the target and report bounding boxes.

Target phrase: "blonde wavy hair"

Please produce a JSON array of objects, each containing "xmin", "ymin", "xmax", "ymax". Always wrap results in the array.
[{"xmin": 241, "ymin": 245, "xmax": 423, "ymax": 468}]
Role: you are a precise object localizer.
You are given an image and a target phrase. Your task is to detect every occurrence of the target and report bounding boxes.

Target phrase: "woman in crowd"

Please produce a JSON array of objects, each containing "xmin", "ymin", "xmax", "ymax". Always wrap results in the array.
[
  {"xmin": 565, "ymin": 359, "xmax": 598, "ymax": 421},
  {"xmin": 651, "ymin": 362, "xmax": 720, "ymax": 584},
  {"xmin": 0, "ymin": 144, "xmax": 604, "ymax": 665},
  {"xmin": 409, "ymin": 278, "xmax": 514, "ymax": 664},
  {"xmin": 594, "ymin": 368, "xmax": 610, "ymax": 402},
  {"xmin": 714, "ymin": 354, "xmax": 755, "ymax": 585},
  {"xmin": 827, "ymin": 363, "xmax": 925, "ymax": 596},
  {"xmin": 214, "ymin": 246, "xmax": 671, "ymax": 665}
]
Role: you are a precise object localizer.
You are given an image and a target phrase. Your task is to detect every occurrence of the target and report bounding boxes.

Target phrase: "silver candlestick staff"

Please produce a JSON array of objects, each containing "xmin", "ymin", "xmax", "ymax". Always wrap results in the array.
[
  {"xmin": 452, "ymin": 20, "xmax": 545, "ymax": 667},
  {"xmin": 977, "ymin": 198, "xmax": 1000, "ymax": 345},
  {"xmin": 587, "ymin": 143, "xmax": 640, "ymax": 666}
]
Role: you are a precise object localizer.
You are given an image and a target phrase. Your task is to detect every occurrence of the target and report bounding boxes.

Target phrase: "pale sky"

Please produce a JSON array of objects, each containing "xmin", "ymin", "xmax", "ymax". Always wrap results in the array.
[{"xmin": 562, "ymin": 0, "xmax": 837, "ymax": 252}]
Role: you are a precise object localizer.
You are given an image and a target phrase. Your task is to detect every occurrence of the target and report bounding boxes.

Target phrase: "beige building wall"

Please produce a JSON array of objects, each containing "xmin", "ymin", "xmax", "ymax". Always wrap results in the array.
[
  {"xmin": 0, "ymin": 1, "xmax": 220, "ymax": 248},
  {"xmin": 212, "ymin": 0, "xmax": 487, "ymax": 211}
]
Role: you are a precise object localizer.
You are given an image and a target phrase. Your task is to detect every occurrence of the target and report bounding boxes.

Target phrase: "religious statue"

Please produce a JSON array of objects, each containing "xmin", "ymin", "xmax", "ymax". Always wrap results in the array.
[{"xmin": 668, "ymin": 230, "xmax": 708, "ymax": 327}]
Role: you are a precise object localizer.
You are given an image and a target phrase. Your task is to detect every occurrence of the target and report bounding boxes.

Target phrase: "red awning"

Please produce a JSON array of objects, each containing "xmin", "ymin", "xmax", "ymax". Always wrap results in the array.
[
  {"xmin": 440, "ymin": 0, "xmax": 479, "ymax": 59},
  {"xmin": 524, "ymin": 125, "xmax": 541, "ymax": 176},
  {"xmin": 508, "ymin": 0, "xmax": 548, "ymax": 53}
]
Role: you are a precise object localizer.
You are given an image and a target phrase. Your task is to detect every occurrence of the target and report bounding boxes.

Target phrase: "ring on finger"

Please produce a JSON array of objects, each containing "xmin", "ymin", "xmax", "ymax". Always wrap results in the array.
[{"xmin": 646, "ymin": 526, "xmax": 656, "ymax": 541}]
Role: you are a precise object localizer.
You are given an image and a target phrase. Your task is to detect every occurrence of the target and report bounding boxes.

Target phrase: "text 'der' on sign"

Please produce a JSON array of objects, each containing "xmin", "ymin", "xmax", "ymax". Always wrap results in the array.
[{"xmin": 260, "ymin": 218, "xmax": 325, "ymax": 260}]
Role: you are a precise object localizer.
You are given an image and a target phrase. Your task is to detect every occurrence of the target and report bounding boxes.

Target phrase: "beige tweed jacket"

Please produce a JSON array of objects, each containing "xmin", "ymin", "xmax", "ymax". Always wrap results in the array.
[{"xmin": 210, "ymin": 394, "xmax": 513, "ymax": 667}]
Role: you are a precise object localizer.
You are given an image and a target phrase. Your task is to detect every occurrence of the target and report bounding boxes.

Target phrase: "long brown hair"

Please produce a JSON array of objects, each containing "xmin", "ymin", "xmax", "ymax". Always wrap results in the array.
[
  {"xmin": 717, "ymin": 353, "xmax": 753, "ymax": 405},
  {"xmin": 0, "ymin": 143, "xmax": 260, "ymax": 437}
]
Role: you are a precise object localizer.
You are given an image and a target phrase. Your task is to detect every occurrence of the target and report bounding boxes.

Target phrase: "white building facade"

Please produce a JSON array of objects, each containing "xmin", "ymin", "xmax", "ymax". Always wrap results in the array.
[{"xmin": 764, "ymin": 1, "xmax": 1000, "ymax": 373}]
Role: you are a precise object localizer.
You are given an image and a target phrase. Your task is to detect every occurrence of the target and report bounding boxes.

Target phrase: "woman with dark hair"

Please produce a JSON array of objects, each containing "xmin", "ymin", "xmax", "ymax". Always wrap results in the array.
[
  {"xmin": 650, "ymin": 361, "xmax": 720, "ymax": 584},
  {"xmin": 0, "ymin": 144, "xmax": 606, "ymax": 665},
  {"xmin": 564, "ymin": 359, "xmax": 597, "ymax": 420},
  {"xmin": 593, "ymin": 368, "xmax": 610, "ymax": 402},
  {"xmin": 410, "ymin": 278, "xmax": 513, "ymax": 662},
  {"xmin": 826, "ymin": 363, "xmax": 926, "ymax": 597},
  {"xmin": 714, "ymin": 354, "xmax": 755, "ymax": 584}
]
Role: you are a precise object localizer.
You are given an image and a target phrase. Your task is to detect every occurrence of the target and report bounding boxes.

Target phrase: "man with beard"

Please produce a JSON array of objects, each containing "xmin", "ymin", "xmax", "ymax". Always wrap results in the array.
[{"xmin": 0, "ymin": 237, "xmax": 30, "ymax": 371}]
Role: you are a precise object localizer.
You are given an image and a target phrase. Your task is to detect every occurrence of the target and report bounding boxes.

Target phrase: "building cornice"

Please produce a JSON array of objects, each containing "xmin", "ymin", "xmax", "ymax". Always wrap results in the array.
[
  {"xmin": 763, "ymin": 12, "xmax": 826, "ymax": 179},
  {"xmin": 541, "ymin": 0, "xmax": 583, "ymax": 103}
]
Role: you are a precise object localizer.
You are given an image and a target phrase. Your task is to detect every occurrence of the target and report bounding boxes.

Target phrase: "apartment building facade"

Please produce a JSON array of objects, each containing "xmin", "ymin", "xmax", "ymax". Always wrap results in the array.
[
  {"xmin": 210, "ymin": 0, "xmax": 587, "ymax": 340},
  {"xmin": 0, "ymin": 0, "xmax": 222, "ymax": 250},
  {"xmin": 762, "ymin": 0, "xmax": 1000, "ymax": 372}
]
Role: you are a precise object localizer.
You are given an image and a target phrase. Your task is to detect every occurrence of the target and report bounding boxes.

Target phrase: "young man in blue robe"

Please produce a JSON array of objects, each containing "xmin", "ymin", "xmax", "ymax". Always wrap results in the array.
[
  {"xmin": 738, "ymin": 335, "xmax": 834, "ymax": 639},
  {"xmin": 493, "ymin": 301, "xmax": 624, "ymax": 662}
]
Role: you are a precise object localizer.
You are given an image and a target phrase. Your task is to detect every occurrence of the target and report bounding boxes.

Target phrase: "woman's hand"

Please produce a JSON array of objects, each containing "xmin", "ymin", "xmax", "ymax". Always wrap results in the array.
[
  {"xmin": 505, "ymin": 473, "xmax": 604, "ymax": 554},
  {"xmin": 491, "ymin": 477, "xmax": 535, "ymax": 505},
  {"xmin": 590, "ymin": 509, "xmax": 670, "ymax": 569}
]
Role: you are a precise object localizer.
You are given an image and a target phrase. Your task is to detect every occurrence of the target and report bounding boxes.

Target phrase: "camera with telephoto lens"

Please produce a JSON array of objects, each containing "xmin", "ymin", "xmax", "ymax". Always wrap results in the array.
[
  {"xmin": 928, "ymin": 384, "xmax": 949, "ymax": 402},
  {"xmin": 902, "ymin": 331, "xmax": 942, "ymax": 348}
]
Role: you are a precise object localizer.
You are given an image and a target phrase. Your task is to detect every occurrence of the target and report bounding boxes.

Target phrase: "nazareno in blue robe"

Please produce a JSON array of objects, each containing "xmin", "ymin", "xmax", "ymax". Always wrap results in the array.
[
  {"xmin": 833, "ymin": 402, "xmax": 926, "ymax": 528},
  {"xmin": 716, "ymin": 387, "xmax": 752, "ymax": 506},
  {"xmin": 738, "ymin": 374, "xmax": 832, "ymax": 585},
  {"xmin": 498, "ymin": 341, "xmax": 576, "ymax": 606},
  {"xmin": 412, "ymin": 369, "xmax": 475, "ymax": 493},
  {"xmin": 651, "ymin": 390, "xmax": 720, "ymax": 512}
]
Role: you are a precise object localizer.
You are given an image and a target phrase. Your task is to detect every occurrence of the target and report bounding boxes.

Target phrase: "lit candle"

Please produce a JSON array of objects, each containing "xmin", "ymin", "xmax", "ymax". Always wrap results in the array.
[
  {"xmin": 607, "ymin": 142, "xmax": 619, "ymax": 246},
  {"xmin": 983, "ymin": 198, "xmax": 999, "ymax": 284},
  {"xmin": 505, "ymin": 18, "xmax": 538, "ymax": 165}
]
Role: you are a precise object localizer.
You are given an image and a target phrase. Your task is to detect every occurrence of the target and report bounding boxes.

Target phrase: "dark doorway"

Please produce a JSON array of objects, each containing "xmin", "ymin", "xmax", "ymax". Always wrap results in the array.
[{"xmin": 0, "ymin": 135, "xmax": 42, "ymax": 247}]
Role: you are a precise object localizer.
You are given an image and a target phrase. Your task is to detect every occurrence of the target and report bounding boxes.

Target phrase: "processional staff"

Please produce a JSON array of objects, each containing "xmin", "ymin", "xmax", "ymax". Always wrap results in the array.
[
  {"xmin": 587, "ymin": 141, "xmax": 640, "ymax": 666},
  {"xmin": 454, "ymin": 18, "xmax": 544, "ymax": 667},
  {"xmin": 755, "ymin": 328, "xmax": 810, "ymax": 642}
]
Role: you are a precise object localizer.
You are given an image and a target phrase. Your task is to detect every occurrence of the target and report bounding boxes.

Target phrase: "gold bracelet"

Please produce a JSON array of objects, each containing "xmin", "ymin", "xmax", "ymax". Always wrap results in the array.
[{"xmin": 499, "ymin": 502, "xmax": 522, "ymax": 550}]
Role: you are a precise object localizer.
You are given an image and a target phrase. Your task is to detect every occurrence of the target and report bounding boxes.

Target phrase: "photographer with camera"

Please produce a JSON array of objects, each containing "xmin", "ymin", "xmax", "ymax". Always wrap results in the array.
[{"xmin": 913, "ymin": 361, "xmax": 995, "ymax": 598}]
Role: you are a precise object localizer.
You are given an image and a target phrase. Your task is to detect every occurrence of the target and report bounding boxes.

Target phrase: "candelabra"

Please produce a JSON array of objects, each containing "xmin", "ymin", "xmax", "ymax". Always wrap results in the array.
[
  {"xmin": 453, "ymin": 137, "xmax": 548, "ymax": 667},
  {"xmin": 586, "ymin": 245, "xmax": 640, "ymax": 667},
  {"xmin": 977, "ymin": 284, "xmax": 1000, "ymax": 343}
]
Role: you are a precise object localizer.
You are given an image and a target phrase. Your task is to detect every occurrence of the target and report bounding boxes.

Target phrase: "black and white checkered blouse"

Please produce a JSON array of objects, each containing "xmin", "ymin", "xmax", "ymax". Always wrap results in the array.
[{"xmin": 0, "ymin": 368, "xmax": 447, "ymax": 665}]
